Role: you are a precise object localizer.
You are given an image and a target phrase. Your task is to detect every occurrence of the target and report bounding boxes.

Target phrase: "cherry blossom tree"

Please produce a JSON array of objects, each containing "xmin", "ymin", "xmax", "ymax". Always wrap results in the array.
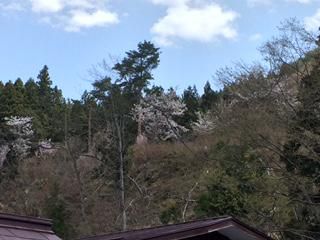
[
  {"xmin": 5, "ymin": 116, "xmax": 33, "ymax": 159},
  {"xmin": 192, "ymin": 111, "xmax": 216, "ymax": 135},
  {"xmin": 133, "ymin": 91, "xmax": 188, "ymax": 141}
]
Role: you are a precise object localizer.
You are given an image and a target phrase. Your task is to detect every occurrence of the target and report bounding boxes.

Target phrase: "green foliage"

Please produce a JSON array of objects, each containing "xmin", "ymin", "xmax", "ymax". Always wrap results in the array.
[
  {"xmin": 2, "ymin": 31, "xmax": 320, "ymax": 239},
  {"xmin": 91, "ymin": 42, "xmax": 161, "ymax": 189},
  {"xmin": 44, "ymin": 183, "xmax": 74, "ymax": 240},
  {"xmin": 145, "ymin": 85, "xmax": 164, "ymax": 96},
  {"xmin": 281, "ymin": 45, "xmax": 320, "ymax": 239},
  {"xmin": 200, "ymin": 81, "xmax": 219, "ymax": 112},
  {"xmin": 0, "ymin": 80, "xmax": 27, "ymax": 117},
  {"xmin": 36, "ymin": 65, "xmax": 65, "ymax": 141},
  {"xmin": 160, "ymin": 203, "xmax": 180, "ymax": 224},
  {"xmin": 196, "ymin": 142, "xmax": 267, "ymax": 219},
  {"xmin": 25, "ymin": 79, "xmax": 39, "ymax": 110},
  {"xmin": 68, "ymin": 100, "xmax": 86, "ymax": 136},
  {"xmin": 180, "ymin": 85, "xmax": 200, "ymax": 128},
  {"xmin": 0, "ymin": 66, "xmax": 66, "ymax": 142},
  {"xmin": 37, "ymin": 65, "xmax": 52, "ymax": 98},
  {"xmin": 113, "ymin": 41, "xmax": 160, "ymax": 104},
  {"xmin": 92, "ymin": 41, "xmax": 161, "ymax": 141},
  {"xmin": 0, "ymin": 117, "xmax": 11, "ymax": 144},
  {"xmin": 197, "ymin": 184, "xmax": 247, "ymax": 217}
]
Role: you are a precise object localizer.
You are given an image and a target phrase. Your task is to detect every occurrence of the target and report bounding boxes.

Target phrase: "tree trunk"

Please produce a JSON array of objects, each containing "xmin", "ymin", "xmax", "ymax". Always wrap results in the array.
[
  {"xmin": 115, "ymin": 116, "xmax": 127, "ymax": 231},
  {"xmin": 64, "ymin": 107, "xmax": 68, "ymax": 148},
  {"xmin": 66, "ymin": 143, "xmax": 89, "ymax": 233},
  {"xmin": 88, "ymin": 105, "xmax": 92, "ymax": 153}
]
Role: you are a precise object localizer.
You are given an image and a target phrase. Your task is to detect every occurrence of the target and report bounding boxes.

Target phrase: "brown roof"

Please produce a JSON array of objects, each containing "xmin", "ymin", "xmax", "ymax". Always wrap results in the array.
[
  {"xmin": 80, "ymin": 216, "xmax": 272, "ymax": 240},
  {"xmin": 0, "ymin": 213, "xmax": 61, "ymax": 240}
]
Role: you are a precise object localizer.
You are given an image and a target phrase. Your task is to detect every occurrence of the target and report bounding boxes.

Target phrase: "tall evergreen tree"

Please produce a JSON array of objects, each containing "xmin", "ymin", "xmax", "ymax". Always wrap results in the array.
[
  {"xmin": 44, "ymin": 183, "xmax": 74, "ymax": 240},
  {"xmin": 50, "ymin": 86, "xmax": 65, "ymax": 141},
  {"xmin": 113, "ymin": 41, "xmax": 160, "ymax": 105},
  {"xmin": 38, "ymin": 65, "xmax": 52, "ymax": 99},
  {"xmin": 13, "ymin": 78, "xmax": 27, "ymax": 115},
  {"xmin": 25, "ymin": 78, "xmax": 39, "ymax": 109},
  {"xmin": 92, "ymin": 41, "xmax": 160, "ymax": 230},
  {"xmin": 0, "ymin": 81, "xmax": 18, "ymax": 117},
  {"xmin": 0, "ymin": 81, "xmax": 4, "ymax": 92},
  {"xmin": 200, "ymin": 81, "xmax": 218, "ymax": 112},
  {"xmin": 31, "ymin": 65, "xmax": 66, "ymax": 141},
  {"xmin": 181, "ymin": 85, "xmax": 200, "ymax": 128}
]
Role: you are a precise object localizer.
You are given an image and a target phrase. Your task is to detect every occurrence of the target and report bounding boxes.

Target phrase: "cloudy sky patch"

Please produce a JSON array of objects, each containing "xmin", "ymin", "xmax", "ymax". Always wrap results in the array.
[
  {"xmin": 151, "ymin": 1, "xmax": 238, "ymax": 46},
  {"xmin": 0, "ymin": 0, "xmax": 318, "ymax": 99}
]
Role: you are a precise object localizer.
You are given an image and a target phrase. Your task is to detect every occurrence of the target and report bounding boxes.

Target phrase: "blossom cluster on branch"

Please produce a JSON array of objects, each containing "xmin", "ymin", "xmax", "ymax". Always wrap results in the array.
[
  {"xmin": 133, "ymin": 91, "xmax": 189, "ymax": 141},
  {"xmin": 5, "ymin": 116, "xmax": 33, "ymax": 159}
]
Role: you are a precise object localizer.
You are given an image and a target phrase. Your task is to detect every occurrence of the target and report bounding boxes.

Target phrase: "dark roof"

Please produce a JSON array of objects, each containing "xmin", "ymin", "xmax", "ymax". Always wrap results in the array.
[
  {"xmin": 80, "ymin": 216, "xmax": 272, "ymax": 240},
  {"xmin": 0, "ymin": 213, "xmax": 61, "ymax": 240}
]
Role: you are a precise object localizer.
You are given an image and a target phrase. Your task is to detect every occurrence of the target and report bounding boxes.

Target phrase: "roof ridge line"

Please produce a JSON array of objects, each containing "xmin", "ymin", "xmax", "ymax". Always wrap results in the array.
[
  {"xmin": 0, "ymin": 224, "xmax": 54, "ymax": 234},
  {"xmin": 0, "ymin": 213, "xmax": 52, "ymax": 226},
  {"xmin": 79, "ymin": 216, "xmax": 232, "ymax": 240}
]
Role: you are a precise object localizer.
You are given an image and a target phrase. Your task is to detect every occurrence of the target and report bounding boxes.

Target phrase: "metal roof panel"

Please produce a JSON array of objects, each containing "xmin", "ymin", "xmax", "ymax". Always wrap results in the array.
[
  {"xmin": 0, "ymin": 213, "xmax": 60, "ymax": 240},
  {"xmin": 0, "ymin": 227, "xmax": 14, "ymax": 237},
  {"xmin": 80, "ymin": 217, "xmax": 271, "ymax": 240}
]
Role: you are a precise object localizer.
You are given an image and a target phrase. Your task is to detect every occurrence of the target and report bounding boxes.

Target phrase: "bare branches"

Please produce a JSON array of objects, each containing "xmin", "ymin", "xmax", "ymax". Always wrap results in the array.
[
  {"xmin": 260, "ymin": 18, "xmax": 317, "ymax": 77},
  {"xmin": 127, "ymin": 175, "xmax": 144, "ymax": 196},
  {"xmin": 182, "ymin": 182, "xmax": 198, "ymax": 222}
]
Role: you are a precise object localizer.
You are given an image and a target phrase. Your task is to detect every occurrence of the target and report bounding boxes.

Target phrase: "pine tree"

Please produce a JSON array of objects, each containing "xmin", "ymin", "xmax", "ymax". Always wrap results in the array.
[
  {"xmin": 200, "ymin": 81, "xmax": 218, "ymax": 112},
  {"xmin": 0, "ymin": 81, "xmax": 4, "ymax": 92},
  {"xmin": 92, "ymin": 41, "xmax": 160, "ymax": 230},
  {"xmin": 13, "ymin": 78, "xmax": 27, "ymax": 115},
  {"xmin": 113, "ymin": 41, "xmax": 160, "ymax": 105},
  {"xmin": 37, "ymin": 65, "xmax": 52, "ymax": 99},
  {"xmin": 25, "ymin": 78, "xmax": 39, "ymax": 110},
  {"xmin": 0, "ymin": 81, "xmax": 18, "ymax": 117},
  {"xmin": 45, "ymin": 183, "xmax": 74, "ymax": 240},
  {"xmin": 181, "ymin": 85, "xmax": 200, "ymax": 128},
  {"xmin": 50, "ymin": 86, "xmax": 65, "ymax": 141},
  {"xmin": 35, "ymin": 65, "xmax": 65, "ymax": 141}
]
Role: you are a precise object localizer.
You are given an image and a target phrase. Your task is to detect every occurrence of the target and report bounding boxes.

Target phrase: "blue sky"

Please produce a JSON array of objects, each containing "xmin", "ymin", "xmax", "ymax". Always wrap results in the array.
[{"xmin": 0, "ymin": 0, "xmax": 319, "ymax": 99}]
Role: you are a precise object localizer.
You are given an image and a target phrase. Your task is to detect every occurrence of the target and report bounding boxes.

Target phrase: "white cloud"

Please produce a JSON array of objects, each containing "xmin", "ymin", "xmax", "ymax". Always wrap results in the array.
[
  {"xmin": 0, "ymin": 0, "xmax": 119, "ymax": 31},
  {"xmin": 150, "ymin": 1, "xmax": 238, "ymax": 46},
  {"xmin": 30, "ymin": 0, "xmax": 63, "ymax": 13},
  {"xmin": 305, "ymin": 9, "xmax": 320, "ymax": 31},
  {"xmin": 66, "ymin": 9, "xmax": 118, "ymax": 31}
]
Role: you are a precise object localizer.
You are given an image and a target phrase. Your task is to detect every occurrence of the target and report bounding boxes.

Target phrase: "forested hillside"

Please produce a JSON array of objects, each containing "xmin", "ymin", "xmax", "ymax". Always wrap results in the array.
[{"xmin": 0, "ymin": 20, "xmax": 319, "ymax": 240}]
